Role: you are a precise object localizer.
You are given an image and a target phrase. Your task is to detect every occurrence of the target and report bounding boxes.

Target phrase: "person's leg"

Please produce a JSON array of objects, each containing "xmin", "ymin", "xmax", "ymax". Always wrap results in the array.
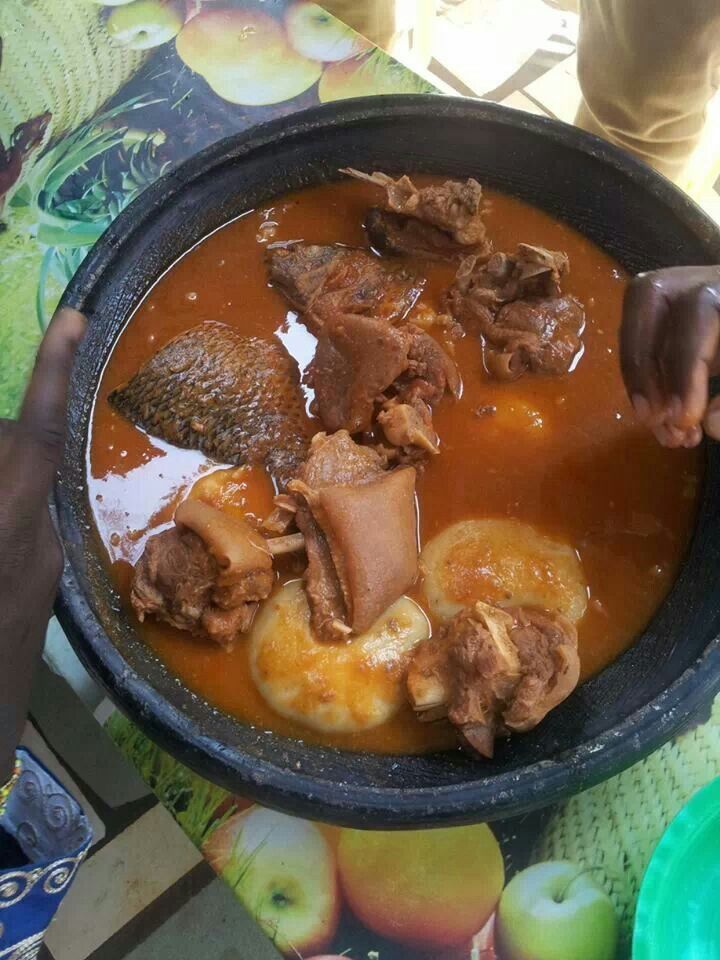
[{"xmin": 575, "ymin": 0, "xmax": 720, "ymax": 183}]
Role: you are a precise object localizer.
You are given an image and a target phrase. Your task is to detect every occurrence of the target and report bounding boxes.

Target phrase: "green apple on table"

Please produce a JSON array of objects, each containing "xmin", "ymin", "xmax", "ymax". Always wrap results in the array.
[
  {"xmin": 106, "ymin": 0, "xmax": 184, "ymax": 49},
  {"xmin": 497, "ymin": 861, "xmax": 619, "ymax": 960},
  {"xmin": 203, "ymin": 806, "xmax": 339, "ymax": 957},
  {"xmin": 284, "ymin": 1, "xmax": 369, "ymax": 62}
]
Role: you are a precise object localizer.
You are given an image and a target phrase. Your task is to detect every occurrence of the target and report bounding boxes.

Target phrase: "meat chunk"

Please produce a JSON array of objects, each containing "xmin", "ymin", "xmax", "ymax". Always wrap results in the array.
[
  {"xmin": 262, "ymin": 494, "xmax": 298, "ymax": 536},
  {"xmin": 311, "ymin": 314, "xmax": 411, "ymax": 433},
  {"xmin": 298, "ymin": 429, "xmax": 386, "ymax": 488},
  {"xmin": 310, "ymin": 312, "xmax": 459, "ymax": 444},
  {"xmin": 344, "ymin": 169, "xmax": 490, "ymax": 261},
  {"xmin": 402, "ymin": 325, "xmax": 462, "ymax": 404},
  {"xmin": 449, "ymin": 244, "xmax": 569, "ymax": 320},
  {"xmin": 407, "ymin": 600, "xmax": 579, "ymax": 756},
  {"xmin": 267, "ymin": 243, "xmax": 422, "ymax": 334},
  {"xmin": 288, "ymin": 432, "xmax": 418, "ymax": 640},
  {"xmin": 447, "ymin": 244, "xmax": 584, "ymax": 380},
  {"xmin": 377, "ymin": 397, "xmax": 439, "ymax": 456},
  {"xmin": 483, "ymin": 296, "xmax": 585, "ymax": 380},
  {"xmin": 109, "ymin": 322, "xmax": 310, "ymax": 488},
  {"xmin": 289, "ymin": 432, "xmax": 386, "ymax": 638},
  {"xmin": 131, "ymin": 500, "xmax": 274, "ymax": 650},
  {"xmin": 365, "ymin": 208, "xmax": 484, "ymax": 262},
  {"xmin": 502, "ymin": 607, "xmax": 581, "ymax": 732},
  {"xmin": 310, "ymin": 468, "xmax": 419, "ymax": 634}
]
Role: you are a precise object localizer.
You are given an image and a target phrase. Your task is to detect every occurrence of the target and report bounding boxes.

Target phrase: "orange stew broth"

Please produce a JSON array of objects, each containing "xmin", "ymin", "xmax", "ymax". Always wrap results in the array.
[{"xmin": 89, "ymin": 178, "xmax": 701, "ymax": 754}]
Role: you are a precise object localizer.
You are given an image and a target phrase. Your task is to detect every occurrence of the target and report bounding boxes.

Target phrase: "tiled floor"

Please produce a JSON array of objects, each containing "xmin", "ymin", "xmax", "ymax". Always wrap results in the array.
[{"xmin": 31, "ymin": 657, "xmax": 279, "ymax": 960}]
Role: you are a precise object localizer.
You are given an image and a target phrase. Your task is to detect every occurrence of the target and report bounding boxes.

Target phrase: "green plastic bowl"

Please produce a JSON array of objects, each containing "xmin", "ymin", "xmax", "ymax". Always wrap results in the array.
[{"xmin": 633, "ymin": 777, "xmax": 720, "ymax": 959}]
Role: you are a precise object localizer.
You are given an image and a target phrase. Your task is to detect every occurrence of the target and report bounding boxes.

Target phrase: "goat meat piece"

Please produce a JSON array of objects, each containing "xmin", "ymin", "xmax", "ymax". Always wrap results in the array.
[
  {"xmin": 344, "ymin": 169, "xmax": 490, "ymax": 253},
  {"xmin": 407, "ymin": 600, "xmax": 579, "ymax": 757},
  {"xmin": 310, "ymin": 316, "xmax": 458, "ymax": 456},
  {"xmin": 483, "ymin": 296, "xmax": 585, "ymax": 379},
  {"xmin": 401, "ymin": 326, "xmax": 462, "ymax": 405},
  {"xmin": 450, "ymin": 244, "xmax": 569, "ymax": 322},
  {"xmin": 408, "ymin": 602, "xmax": 521, "ymax": 757},
  {"xmin": 267, "ymin": 243, "xmax": 422, "ymax": 334},
  {"xmin": 297, "ymin": 430, "xmax": 386, "ymax": 488},
  {"xmin": 290, "ymin": 432, "xmax": 386, "ymax": 639},
  {"xmin": 288, "ymin": 432, "xmax": 417, "ymax": 639},
  {"xmin": 131, "ymin": 500, "xmax": 274, "ymax": 650},
  {"xmin": 310, "ymin": 467, "xmax": 418, "ymax": 634},
  {"xmin": 447, "ymin": 244, "xmax": 584, "ymax": 381},
  {"xmin": 502, "ymin": 607, "xmax": 580, "ymax": 732},
  {"xmin": 377, "ymin": 397, "xmax": 439, "ymax": 456},
  {"xmin": 311, "ymin": 314, "xmax": 411, "ymax": 433},
  {"xmin": 365, "ymin": 207, "xmax": 485, "ymax": 262}
]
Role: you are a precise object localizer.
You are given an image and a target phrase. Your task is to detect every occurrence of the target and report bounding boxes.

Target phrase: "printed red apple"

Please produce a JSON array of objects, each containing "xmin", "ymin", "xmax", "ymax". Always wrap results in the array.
[
  {"xmin": 284, "ymin": 2, "xmax": 370, "ymax": 62},
  {"xmin": 106, "ymin": 0, "xmax": 184, "ymax": 49},
  {"xmin": 176, "ymin": 8, "xmax": 322, "ymax": 106},
  {"xmin": 203, "ymin": 806, "xmax": 339, "ymax": 956},
  {"xmin": 337, "ymin": 824, "xmax": 504, "ymax": 948},
  {"xmin": 496, "ymin": 861, "xmax": 619, "ymax": 960}
]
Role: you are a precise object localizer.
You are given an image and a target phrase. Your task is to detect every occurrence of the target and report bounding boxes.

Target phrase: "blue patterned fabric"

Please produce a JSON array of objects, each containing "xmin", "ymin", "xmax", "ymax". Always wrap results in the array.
[{"xmin": 0, "ymin": 748, "xmax": 92, "ymax": 959}]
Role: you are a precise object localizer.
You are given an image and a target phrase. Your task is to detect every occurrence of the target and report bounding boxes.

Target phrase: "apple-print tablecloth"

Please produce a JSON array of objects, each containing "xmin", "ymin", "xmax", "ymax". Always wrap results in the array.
[{"xmin": 2, "ymin": 2, "xmax": 719, "ymax": 959}]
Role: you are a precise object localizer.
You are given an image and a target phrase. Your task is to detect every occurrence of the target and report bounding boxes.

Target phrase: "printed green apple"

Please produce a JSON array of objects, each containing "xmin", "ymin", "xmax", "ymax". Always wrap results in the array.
[
  {"xmin": 203, "ymin": 806, "xmax": 339, "ymax": 957},
  {"xmin": 497, "ymin": 861, "xmax": 619, "ymax": 960},
  {"xmin": 284, "ymin": 1, "xmax": 370, "ymax": 62},
  {"xmin": 106, "ymin": 0, "xmax": 184, "ymax": 49}
]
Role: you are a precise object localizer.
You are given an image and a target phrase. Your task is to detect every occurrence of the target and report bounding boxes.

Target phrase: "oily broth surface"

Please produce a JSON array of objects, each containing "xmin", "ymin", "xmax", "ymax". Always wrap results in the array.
[{"xmin": 89, "ymin": 178, "xmax": 701, "ymax": 754}]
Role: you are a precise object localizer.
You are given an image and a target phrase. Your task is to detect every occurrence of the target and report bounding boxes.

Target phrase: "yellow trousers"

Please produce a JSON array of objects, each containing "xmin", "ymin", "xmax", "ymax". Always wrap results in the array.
[
  {"xmin": 325, "ymin": 0, "xmax": 720, "ymax": 183},
  {"xmin": 575, "ymin": 0, "xmax": 720, "ymax": 182}
]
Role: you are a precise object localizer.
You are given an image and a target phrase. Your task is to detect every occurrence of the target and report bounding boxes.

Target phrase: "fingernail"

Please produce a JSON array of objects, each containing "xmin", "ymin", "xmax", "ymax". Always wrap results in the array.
[
  {"xmin": 666, "ymin": 424, "xmax": 687, "ymax": 448},
  {"xmin": 683, "ymin": 426, "xmax": 703, "ymax": 448},
  {"xmin": 632, "ymin": 394, "xmax": 650, "ymax": 420}
]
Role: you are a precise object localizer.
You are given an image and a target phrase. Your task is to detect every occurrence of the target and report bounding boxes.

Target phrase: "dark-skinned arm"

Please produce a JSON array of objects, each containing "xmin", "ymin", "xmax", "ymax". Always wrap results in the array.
[{"xmin": 0, "ymin": 307, "xmax": 85, "ymax": 782}]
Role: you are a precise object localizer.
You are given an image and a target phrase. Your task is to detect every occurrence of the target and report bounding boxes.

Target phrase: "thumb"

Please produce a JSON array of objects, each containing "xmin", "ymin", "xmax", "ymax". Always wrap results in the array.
[
  {"xmin": 18, "ymin": 307, "xmax": 86, "ymax": 501},
  {"xmin": 703, "ymin": 395, "xmax": 720, "ymax": 441}
]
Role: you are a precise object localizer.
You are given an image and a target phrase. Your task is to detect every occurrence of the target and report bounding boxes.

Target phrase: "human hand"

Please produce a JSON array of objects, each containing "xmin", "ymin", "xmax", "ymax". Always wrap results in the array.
[
  {"xmin": 0, "ymin": 307, "xmax": 85, "ymax": 782},
  {"xmin": 620, "ymin": 266, "xmax": 720, "ymax": 447}
]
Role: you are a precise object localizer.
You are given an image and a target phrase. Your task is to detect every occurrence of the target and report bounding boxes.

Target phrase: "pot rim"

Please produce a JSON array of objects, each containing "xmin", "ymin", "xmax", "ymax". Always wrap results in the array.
[{"xmin": 56, "ymin": 94, "xmax": 720, "ymax": 828}]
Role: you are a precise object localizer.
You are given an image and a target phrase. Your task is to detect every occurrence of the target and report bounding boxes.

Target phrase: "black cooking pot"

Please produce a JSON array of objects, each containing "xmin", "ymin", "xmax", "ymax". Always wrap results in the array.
[{"xmin": 55, "ymin": 95, "xmax": 720, "ymax": 828}]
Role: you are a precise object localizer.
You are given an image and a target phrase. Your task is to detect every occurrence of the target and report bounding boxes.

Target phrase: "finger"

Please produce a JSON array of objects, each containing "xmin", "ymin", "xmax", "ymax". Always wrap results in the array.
[
  {"xmin": 657, "ymin": 284, "xmax": 720, "ymax": 431},
  {"xmin": 18, "ymin": 307, "xmax": 86, "ymax": 497},
  {"xmin": 642, "ymin": 265, "xmax": 720, "ymax": 299},
  {"xmin": 651, "ymin": 421, "xmax": 685, "ymax": 448},
  {"xmin": 682, "ymin": 423, "xmax": 704, "ymax": 448},
  {"xmin": 703, "ymin": 395, "xmax": 720, "ymax": 441},
  {"xmin": 620, "ymin": 273, "xmax": 668, "ymax": 421}
]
